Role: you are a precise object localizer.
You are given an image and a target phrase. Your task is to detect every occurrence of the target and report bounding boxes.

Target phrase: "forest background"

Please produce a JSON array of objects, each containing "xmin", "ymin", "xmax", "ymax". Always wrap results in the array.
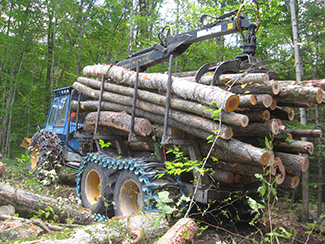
[{"xmin": 0, "ymin": 0, "xmax": 324, "ymax": 215}]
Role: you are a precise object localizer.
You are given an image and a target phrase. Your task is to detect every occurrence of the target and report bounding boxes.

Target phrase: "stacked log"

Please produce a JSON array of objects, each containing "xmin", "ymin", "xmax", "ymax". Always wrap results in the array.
[{"xmin": 71, "ymin": 64, "xmax": 323, "ymax": 190}]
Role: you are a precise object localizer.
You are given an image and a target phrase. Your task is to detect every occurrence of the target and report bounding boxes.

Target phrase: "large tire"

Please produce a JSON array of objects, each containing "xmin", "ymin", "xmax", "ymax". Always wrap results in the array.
[
  {"xmin": 79, "ymin": 155, "xmax": 118, "ymax": 217},
  {"xmin": 28, "ymin": 130, "xmax": 63, "ymax": 182},
  {"xmin": 113, "ymin": 163, "xmax": 183, "ymax": 217}
]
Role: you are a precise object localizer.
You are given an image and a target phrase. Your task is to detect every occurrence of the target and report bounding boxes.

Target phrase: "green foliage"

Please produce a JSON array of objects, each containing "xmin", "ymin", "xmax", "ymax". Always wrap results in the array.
[{"xmin": 98, "ymin": 139, "xmax": 111, "ymax": 149}]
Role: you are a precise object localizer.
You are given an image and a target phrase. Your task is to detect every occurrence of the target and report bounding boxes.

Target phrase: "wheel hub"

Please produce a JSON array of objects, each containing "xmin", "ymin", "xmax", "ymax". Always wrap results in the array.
[
  {"xmin": 119, "ymin": 179, "xmax": 142, "ymax": 215},
  {"xmin": 85, "ymin": 170, "xmax": 101, "ymax": 205}
]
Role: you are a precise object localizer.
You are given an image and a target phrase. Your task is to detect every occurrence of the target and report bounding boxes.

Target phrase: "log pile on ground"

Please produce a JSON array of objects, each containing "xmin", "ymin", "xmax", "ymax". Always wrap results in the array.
[{"xmin": 70, "ymin": 64, "xmax": 323, "ymax": 188}]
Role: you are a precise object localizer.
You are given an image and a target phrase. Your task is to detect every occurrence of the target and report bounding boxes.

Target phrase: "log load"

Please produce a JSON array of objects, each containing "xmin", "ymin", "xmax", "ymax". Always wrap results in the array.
[
  {"xmin": 73, "ymin": 64, "xmax": 322, "ymax": 190},
  {"xmin": 83, "ymin": 64, "xmax": 240, "ymax": 113}
]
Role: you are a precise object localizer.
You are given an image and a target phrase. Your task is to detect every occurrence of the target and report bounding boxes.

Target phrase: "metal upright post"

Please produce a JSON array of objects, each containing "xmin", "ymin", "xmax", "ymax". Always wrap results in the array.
[
  {"xmin": 128, "ymin": 61, "xmax": 140, "ymax": 142},
  {"xmin": 162, "ymin": 55, "xmax": 174, "ymax": 145},
  {"xmin": 94, "ymin": 75, "xmax": 105, "ymax": 142}
]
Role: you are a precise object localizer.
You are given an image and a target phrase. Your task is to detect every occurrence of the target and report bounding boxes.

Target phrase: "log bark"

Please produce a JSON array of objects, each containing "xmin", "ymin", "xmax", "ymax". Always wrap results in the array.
[
  {"xmin": 275, "ymin": 84, "xmax": 323, "ymax": 104},
  {"xmin": 85, "ymin": 111, "xmax": 152, "ymax": 137},
  {"xmin": 200, "ymin": 138, "xmax": 274, "ymax": 166},
  {"xmin": 218, "ymin": 72, "xmax": 270, "ymax": 85},
  {"xmin": 238, "ymin": 94, "xmax": 257, "ymax": 107},
  {"xmin": 214, "ymin": 161, "xmax": 264, "ymax": 177},
  {"xmin": 282, "ymin": 174, "xmax": 300, "ymax": 189},
  {"xmin": 241, "ymin": 109, "xmax": 270, "ymax": 122},
  {"xmin": 222, "ymin": 80, "xmax": 280, "ymax": 95},
  {"xmin": 231, "ymin": 119, "xmax": 280, "ymax": 137},
  {"xmin": 275, "ymin": 152, "xmax": 309, "ymax": 173},
  {"xmin": 283, "ymin": 129, "xmax": 323, "ymax": 138},
  {"xmin": 71, "ymin": 100, "xmax": 233, "ymax": 140},
  {"xmin": 270, "ymin": 106, "xmax": 295, "ymax": 121},
  {"xmin": 76, "ymin": 78, "xmax": 249, "ymax": 127},
  {"xmin": 155, "ymin": 218, "xmax": 197, "ymax": 244},
  {"xmin": 274, "ymin": 141, "xmax": 314, "ymax": 155},
  {"xmin": 14, "ymin": 213, "xmax": 168, "ymax": 244},
  {"xmin": 211, "ymin": 169, "xmax": 234, "ymax": 183},
  {"xmin": 275, "ymin": 101, "xmax": 313, "ymax": 108},
  {"xmin": 0, "ymin": 182, "xmax": 93, "ymax": 225},
  {"xmin": 82, "ymin": 64, "xmax": 240, "ymax": 112}
]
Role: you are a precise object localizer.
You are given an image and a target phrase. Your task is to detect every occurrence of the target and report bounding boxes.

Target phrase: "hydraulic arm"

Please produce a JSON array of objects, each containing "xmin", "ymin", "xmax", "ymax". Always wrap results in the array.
[{"xmin": 115, "ymin": 5, "xmax": 260, "ymax": 71}]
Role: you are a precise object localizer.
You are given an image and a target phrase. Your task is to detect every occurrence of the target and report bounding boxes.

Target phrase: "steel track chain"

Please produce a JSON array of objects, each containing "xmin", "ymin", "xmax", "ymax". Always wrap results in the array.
[{"xmin": 76, "ymin": 152, "xmax": 184, "ymax": 221}]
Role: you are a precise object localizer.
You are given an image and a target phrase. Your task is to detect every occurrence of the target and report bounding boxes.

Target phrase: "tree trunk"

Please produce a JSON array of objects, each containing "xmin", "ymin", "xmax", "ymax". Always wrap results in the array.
[
  {"xmin": 231, "ymin": 119, "xmax": 279, "ymax": 137},
  {"xmin": 85, "ymin": 111, "xmax": 152, "ymax": 137},
  {"xmin": 0, "ymin": 182, "xmax": 93, "ymax": 225},
  {"xmin": 275, "ymin": 152, "xmax": 309, "ymax": 173},
  {"xmin": 155, "ymin": 218, "xmax": 197, "ymax": 244},
  {"xmin": 82, "ymin": 64, "xmax": 240, "ymax": 112},
  {"xmin": 221, "ymin": 80, "xmax": 280, "ymax": 95},
  {"xmin": 275, "ymin": 84, "xmax": 323, "ymax": 104},
  {"xmin": 13, "ymin": 213, "xmax": 168, "ymax": 244},
  {"xmin": 274, "ymin": 141, "xmax": 314, "ymax": 155},
  {"xmin": 270, "ymin": 106, "xmax": 295, "ymax": 121},
  {"xmin": 241, "ymin": 109, "xmax": 270, "ymax": 122},
  {"xmin": 284, "ymin": 129, "xmax": 322, "ymax": 138}
]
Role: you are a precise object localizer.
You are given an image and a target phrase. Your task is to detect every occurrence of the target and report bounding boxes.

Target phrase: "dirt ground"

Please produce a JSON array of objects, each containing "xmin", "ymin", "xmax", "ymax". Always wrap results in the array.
[{"xmin": 1, "ymin": 176, "xmax": 325, "ymax": 244}]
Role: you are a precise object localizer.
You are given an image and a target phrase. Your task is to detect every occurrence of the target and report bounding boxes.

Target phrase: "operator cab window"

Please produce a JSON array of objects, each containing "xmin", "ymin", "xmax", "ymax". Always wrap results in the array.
[
  {"xmin": 48, "ymin": 99, "xmax": 59, "ymax": 125},
  {"xmin": 55, "ymin": 95, "xmax": 68, "ymax": 126}
]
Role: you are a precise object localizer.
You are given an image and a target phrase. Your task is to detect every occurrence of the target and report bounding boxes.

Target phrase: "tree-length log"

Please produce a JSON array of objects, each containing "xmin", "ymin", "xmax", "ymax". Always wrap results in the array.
[
  {"xmin": 283, "ymin": 129, "xmax": 323, "ymax": 138},
  {"xmin": 222, "ymin": 80, "xmax": 280, "ymax": 95},
  {"xmin": 275, "ymin": 152, "xmax": 309, "ymax": 173},
  {"xmin": 238, "ymin": 94, "xmax": 257, "ymax": 107},
  {"xmin": 213, "ymin": 161, "xmax": 264, "ymax": 176},
  {"xmin": 237, "ymin": 94, "xmax": 273, "ymax": 108},
  {"xmin": 153, "ymin": 124, "xmax": 186, "ymax": 138},
  {"xmin": 71, "ymin": 100, "xmax": 233, "ymax": 140},
  {"xmin": 82, "ymin": 64, "xmax": 240, "ymax": 112},
  {"xmin": 270, "ymin": 106, "xmax": 294, "ymax": 121},
  {"xmin": 14, "ymin": 213, "xmax": 168, "ymax": 244},
  {"xmin": 231, "ymin": 119, "xmax": 279, "ymax": 137},
  {"xmin": 187, "ymin": 73, "xmax": 270, "ymax": 86},
  {"xmin": 86, "ymin": 111, "xmax": 152, "ymax": 137},
  {"xmin": 71, "ymin": 100, "xmax": 232, "ymax": 140},
  {"xmin": 155, "ymin": 218, "xmax": 197, "ymax": 244},
  {"xmin": 200, "ymin": 138, "xmax": 274, "ymax": 166},
  {"xmin": 76, "ymin": 77, "xmax": 249, "ymax": 127},
  {"xmin": 211, "ymin": 169, "xmax": 234, "ymax": 183},
  {"xmin": 274, "ymin": 141, "xmax": 314, "ymax": 155},
  {"xmin": 275, "ymin": 84, "xmax": 323, "ymax": 104},
  {"xmin": 241, "ymin": 109, "xmax": 270, "ymax": 122},
  {"xmin": 276, "ymin": 101, "xmax": 313, "ymax": 108},
  {"xmin": 282, "ymin": 174, "xmax": 300, "ymax": 188},
  {"xmin": 0, "ymin": 182, "xmax": 93, "ymax": 225}
]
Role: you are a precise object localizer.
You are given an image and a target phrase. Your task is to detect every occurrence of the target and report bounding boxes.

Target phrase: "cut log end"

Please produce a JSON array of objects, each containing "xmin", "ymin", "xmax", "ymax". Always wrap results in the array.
[
  {"xmin": 221, "ymin": 127, "xmax": 233, "ymax": 140},
  {"xmin": 287, "ymin": 108, "xmax": 295, "ymax": 121},
  {"xmin": 316, "ymin": 88, "xmax": 323, "ymax": 104},
  {"xmin": 269, "ymin": 99, "xmax": 277, "ymax": 110},
  {"xmin": 270, "ymin": 119, "xmax": 280, "ymax": 135},
  {"xmin": 250, "ymin": 94, "xmax": 257, "ymax": 105},
  {"xmin": 301, "ymin": 158, "xmax": 309, "ymax": 173},
  {"xmin": 282, "ymin": 174, "xmax": 300, "ymax": 189},
  {"xmin": 260, "ymin": 151, "xmax": 272, "ymax": 166},
  {"xmin": 262, "ymin": 73, "xmax": 270, "ymax": 84},
  {"xmin": 226, "ymin": 95, "xmax": 240, "ymax": 113},
  {"xmin": 263, "ymin": 95, "xmax": 273, "ymax": 108},
  {"xmin": 271, "ymin": 81, "xmax": 280, "ymax": 95},
  {"xmin": 139, "ymin": 119, "xmax": 153, "ymax": 136},
  {"xmin": 262, "ymin": 110, "xmax": 271, "ymax": 121},
  {"xmin": 241, "ymin": 115, "xmax": 249, "ymax": 127}
]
